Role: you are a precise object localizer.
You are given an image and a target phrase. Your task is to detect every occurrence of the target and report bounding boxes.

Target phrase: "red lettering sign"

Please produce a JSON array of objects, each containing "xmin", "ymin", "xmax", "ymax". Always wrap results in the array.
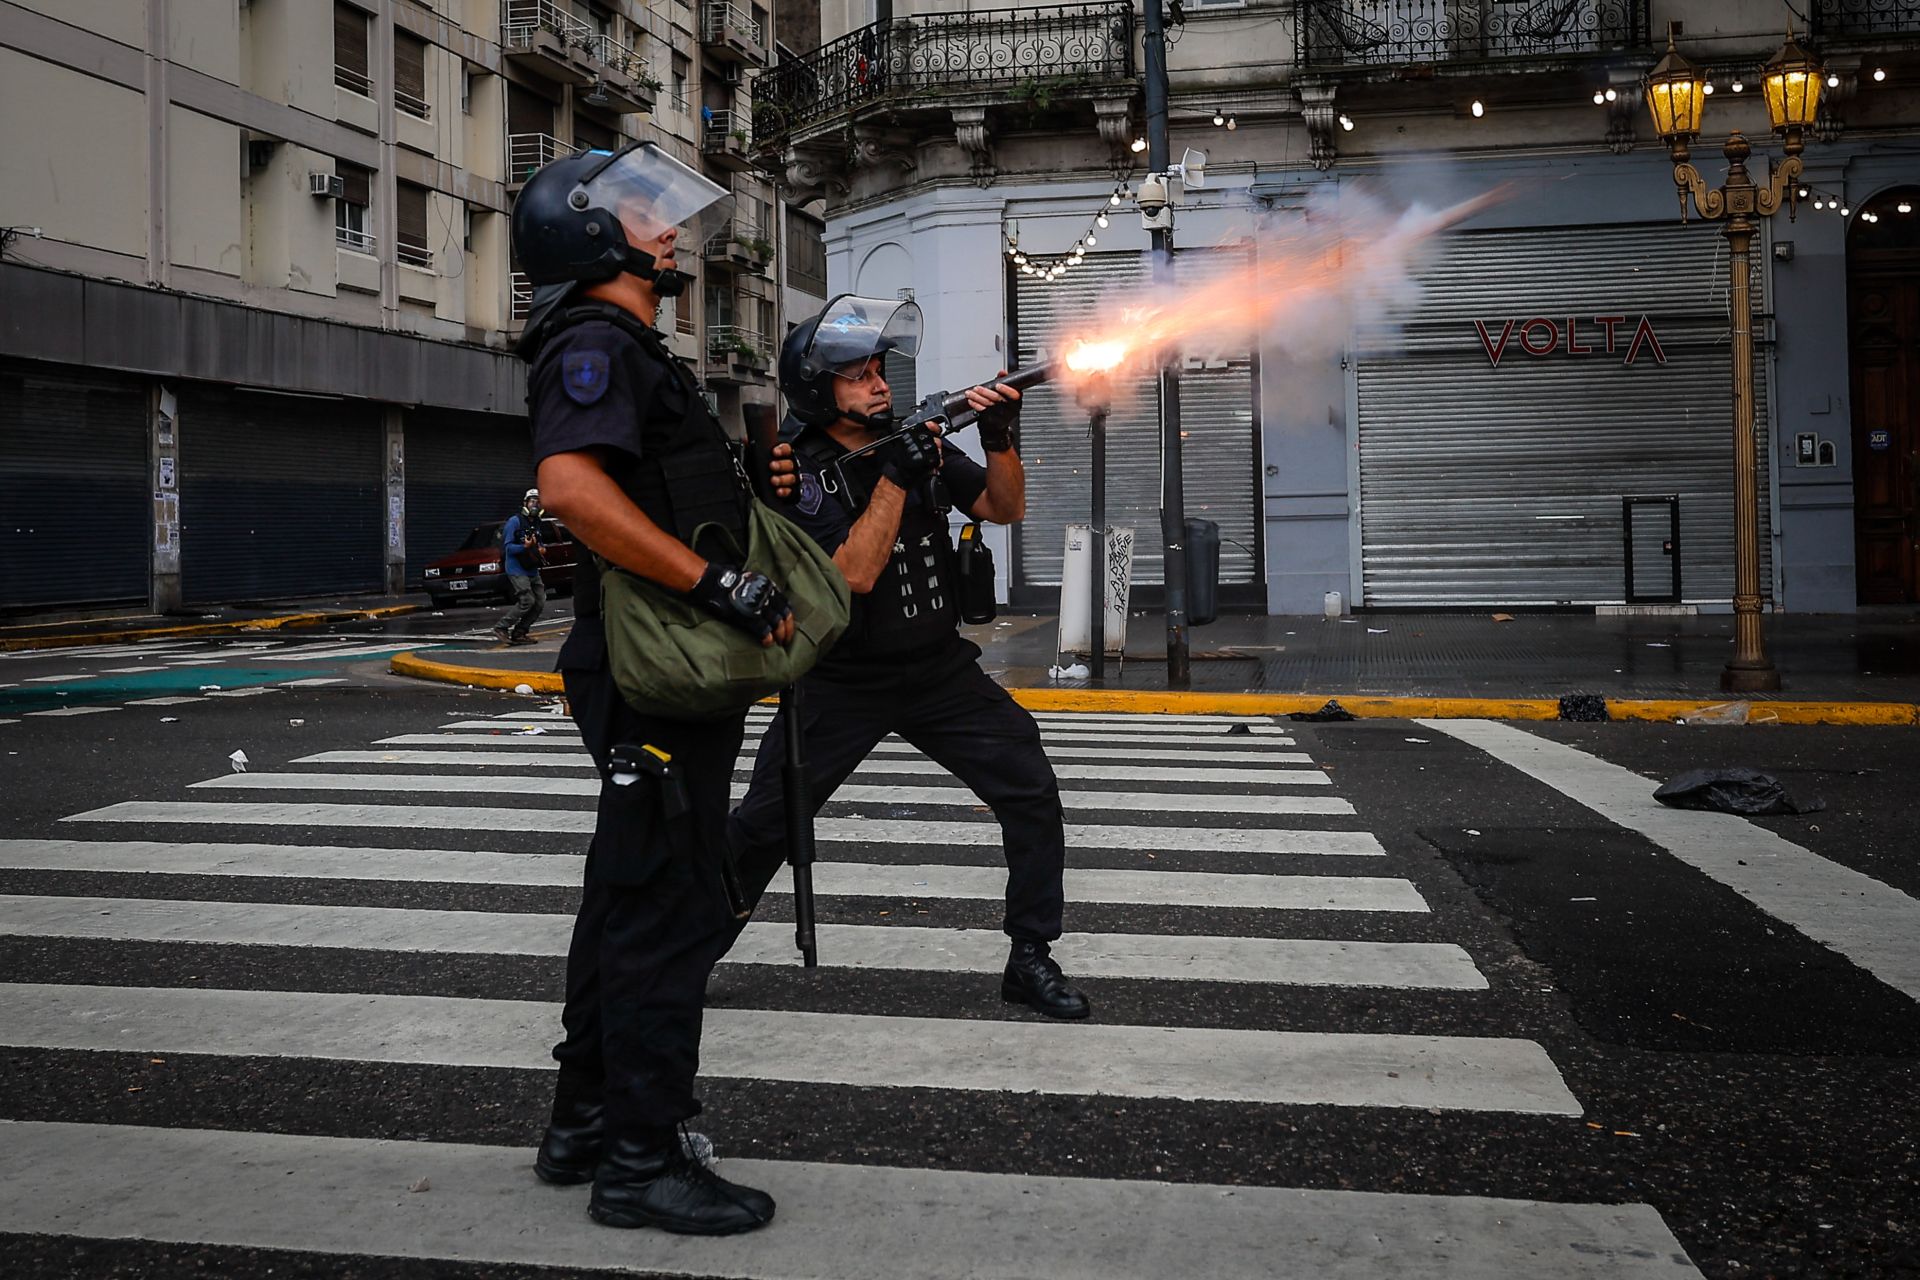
[{"xmin": 1474, "ymin": 315, "xmax": 1665, "ymax": 367}]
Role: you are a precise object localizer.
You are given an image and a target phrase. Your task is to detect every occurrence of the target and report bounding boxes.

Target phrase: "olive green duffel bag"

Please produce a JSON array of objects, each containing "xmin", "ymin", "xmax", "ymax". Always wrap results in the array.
[{"xmin": 598, "ymin": 500, "xmax": 851, "ymax": 720}]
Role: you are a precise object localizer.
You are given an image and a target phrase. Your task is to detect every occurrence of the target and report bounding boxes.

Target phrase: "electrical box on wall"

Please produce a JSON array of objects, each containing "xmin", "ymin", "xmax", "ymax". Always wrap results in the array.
[{"xmin": 1795, "ymin": 432, "xmax": 1838, "ymax": 467}]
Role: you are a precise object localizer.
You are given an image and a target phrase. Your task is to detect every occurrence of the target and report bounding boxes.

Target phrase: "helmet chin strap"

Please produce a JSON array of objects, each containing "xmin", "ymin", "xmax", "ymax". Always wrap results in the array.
[
  {"xmin": 619, "ymin": 247, "xmax": 691, "ymax": 299},
  {"xmin": 841, "ymin": 407, "xmax": 894, "ymax": 432}
]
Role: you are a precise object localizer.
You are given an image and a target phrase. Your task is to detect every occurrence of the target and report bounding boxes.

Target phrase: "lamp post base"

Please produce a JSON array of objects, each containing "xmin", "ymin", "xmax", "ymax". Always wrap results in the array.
[{"xmin": 1720, "ymin": 662, "xmax": 1782, "ymax": 694}]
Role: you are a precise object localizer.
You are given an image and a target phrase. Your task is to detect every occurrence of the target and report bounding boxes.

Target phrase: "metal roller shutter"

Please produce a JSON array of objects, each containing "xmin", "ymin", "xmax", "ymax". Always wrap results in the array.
[
  {"xmin": 1010, "ymin": 249, "xmax": 1259, "ymax": 593},
  {"xmin": 178, "ymin": 388, "xmax": 383, "ymax": 603},
  {"xmin": 0, "ymin": 360, "xmax": 149, "ymax": 609},
  {"xmin": 1356, "ymin": 222, "xmax": 1772, "ymax": 607},
  {"xmin": 403, "ymin": 409, "xmax": 536, "ymax": 585}
]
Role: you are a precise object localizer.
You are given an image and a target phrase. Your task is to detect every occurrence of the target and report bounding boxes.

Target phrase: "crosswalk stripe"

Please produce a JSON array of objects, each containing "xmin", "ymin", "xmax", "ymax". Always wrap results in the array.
[
  {"xmin": 299, "ymin": 749, "xmax": 1324, "ymax": 781},
  {"xmin": 188, "ymin": 772, "xmax": 1353, "ymax": 813},
  {"xmin": 438, "ymin": 720, "xmax": 1308, "ymax": 749},
  {"xmin": 0, "ymin": 897, "xmax": 1476, "ymax": 989},
  {"xmin": 0, "ymin": 641, "xmax": 203, "ymax": 661},
  {"xmin": 255, "ymin": 642, "xmax": 439, "ymax": 662},
  {"xmin": 124, "ymin": 696, "xmax": 206, "ymax": 706},
  {"xmin": 0, "ymin": 1120, "xmax": 1698, "ymax": 1279},
  {"xmin": 0, "ymin": 841, "xmax": 1422, "ymax": 909},
  {"xmin": 281, "ymin": 677, "xmax": 350, "ymax": 687},
  {"xmin": 0, "ymin": 983, "xmax": 1582, "ymax": 1113},
  {"xmin": 384, "ymin": 733, "xmax": 1314, "ymax": 765},
  {"xmin": 26, "ymin": 706, "xmax": 120, "ymax": 717}
]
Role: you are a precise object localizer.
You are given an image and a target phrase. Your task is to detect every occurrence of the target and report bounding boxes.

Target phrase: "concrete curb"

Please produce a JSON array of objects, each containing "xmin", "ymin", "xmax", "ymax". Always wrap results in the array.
[
  {"xmin": 388, "ymin": 651, "xmax": 1920, "ymax": 725},
  {"xmin": 0, "ymin": 605, "xmax": 424, "ymax": 652}
]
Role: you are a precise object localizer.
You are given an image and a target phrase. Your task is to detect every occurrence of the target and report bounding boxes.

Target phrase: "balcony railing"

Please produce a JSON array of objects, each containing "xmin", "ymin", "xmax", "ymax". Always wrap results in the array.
[
  {"xmin": 584, "ymin": 31, "xmax": 645, "ymax": 79},
  {"xmin": 398, "ymin": 242, "xmax": 435, "ymax": 270},
  {"xmin": 396, "ymin": 89, "xmax": 431, "ymax": 120},
  {"xmin": 511, "ymin": 271, "xmax": 534, "ymax": 322},
  {"xmin": 1294, "ymin": 0, "xmax": 1649, "ymax": 70},
  {"xmin": 703, "ymin": 220, "xmax": 772, "ymax": 264},
  {"xmin": 508, "ymin": 132, "xmax": 574, "ymax": 184},
  {"xmin": 755, "ymin": 4, "xmax": 1133, "ymax": 143},
  {"xmin": 702, "ymin": 2, "xmax": 765, "ymax": 47},
  {"xmin": 1812, "ymin": 0, "xmax": 1920, "ymax": 39},
  {"xmin": 707, "ymin": 324, "xmax": 773, "ymax": 363},
  {"xmin": 703, "ymin": 109, "xmax": 751, "ymax": 153},
  {"xmin": 336, "ymin": 226, "xmax": 376, "ymax": 254},
  {"xmin": 335, "ymin": 64, "xmax": 373, "ymax": 97},
  {"xmin": 501, "ymin": 0, "xmax": 648, "ymax": 77}
]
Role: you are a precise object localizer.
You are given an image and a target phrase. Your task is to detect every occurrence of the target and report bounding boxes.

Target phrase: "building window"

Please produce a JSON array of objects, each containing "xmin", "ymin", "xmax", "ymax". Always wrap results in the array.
[
  {"xmin": 335, "ymin": 163, "xmax": 373, "ymax": 252},
  {"xmin": 573, "ymin": 114, "xmax": 619, "ymax": 153},
  {"xmin": 334, "ymin": 2, "xmax": 371, "ymax": 97},
  {"xmin": 757, "ymin": 297, "xmax": 776, "ymax": 344},
  {"xmin": 397, "ymin": 182, "xmax": 433, "ymax": 269},
  {"xmin": 461, "ymin": 68, "xmax": 476, "ymax": 115},
  {"xmin": 785, "ymin": 209, "xmax": 826, "ymax": 296},
  {"xmin": 676, "ymin": 277, "xmax": 697, "ymax": 335},
  {"xmin": 395, "ymin": 31, "xmax": 430, "ymax": 120},
  {"xmin": 671, "ymin": 53, "xmax": 689, "ymax": 113}
]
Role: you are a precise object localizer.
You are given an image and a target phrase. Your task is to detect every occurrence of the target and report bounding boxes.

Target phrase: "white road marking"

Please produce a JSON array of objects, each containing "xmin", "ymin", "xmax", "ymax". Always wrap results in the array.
[
  {"xmin": 61, "ymin": 802, "xmax": 1385, "ymax": 855},
  {"xmin": 25, "ymin": 706, "xmax": 119, "ymax": 717},
  {"xmin": 439, "ymin": 720, "xmax": 1308, "ymax": 751},
  {"xmin": 124, "ymin": 697, "xmax": 205, "ymax": 707},
  {"xmin": 206, "ymin": 687, "xmax": 275, "ymax": 698},
  {"xmin": 0, "ymin": 1121, "xmax": 1699, "ymax": 1279},
  {"xmin": 281, "ymin": 677, "xmax": 349, "ymax": 687},
  {"xmin": 0, "ymin": 984, "xmax": 1582, "ymax": 1113},
  {"xmin": 0, "ymin": 841, "xmax": 1423, "ymax": 910},
  {"xmin": 299, "ymin": 750, "xmax": 1323, "ymax": 782},
  {"xmin": 391, "ymin": 734, "xmax": 1310, "ymax": 765},
  {"xmin": 187, "ymin": 772, "xmax": 1353, "ymax": 815},
  {"xmin": 0, "ymin": 898, "xmax": 1476, "ymax": 989},
  {"xmin": 22, "ymin": 674, "xmax": 92, "ymax": 683},
  {"xmin": 256, "ymin": 642, "xmax": 439, "ymax": 662},
  {"xmin": 1425, "ymin": 718, "xmax": 1920, "ymax": 1004}
]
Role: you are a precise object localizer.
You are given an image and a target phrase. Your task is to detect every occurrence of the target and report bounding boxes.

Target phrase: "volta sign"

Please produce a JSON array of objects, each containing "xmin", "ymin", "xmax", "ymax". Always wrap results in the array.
[{"xmin": 1475, "ymin": 315, "xmax": 1668, "ymax": 367}]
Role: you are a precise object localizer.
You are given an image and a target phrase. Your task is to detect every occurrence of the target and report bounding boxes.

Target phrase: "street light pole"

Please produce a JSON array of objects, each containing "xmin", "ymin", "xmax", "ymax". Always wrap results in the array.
[
  {"xmin": 1142, "ymin": 0, "xmax": 1190, "ymax": 688},
  {"xmin": 1646, "ymin": 28, "xmax": 1823, "ymax": 694}
]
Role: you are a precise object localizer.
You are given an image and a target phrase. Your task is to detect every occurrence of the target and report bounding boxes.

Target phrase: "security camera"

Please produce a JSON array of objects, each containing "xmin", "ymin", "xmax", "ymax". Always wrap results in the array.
[{"xmin": 1137, "ymin": 173, "xmax": 1172, "ymax": 229}]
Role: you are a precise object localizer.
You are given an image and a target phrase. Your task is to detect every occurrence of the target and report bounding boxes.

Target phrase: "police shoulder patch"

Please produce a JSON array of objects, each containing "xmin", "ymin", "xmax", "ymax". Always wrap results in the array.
[
  {"xmin": 561, "ymin": 350, "xmax": 611, "ymax": 405},
  {"xmin": 796, "ymin": 470, "xmax": 825, "ymax": 517}
]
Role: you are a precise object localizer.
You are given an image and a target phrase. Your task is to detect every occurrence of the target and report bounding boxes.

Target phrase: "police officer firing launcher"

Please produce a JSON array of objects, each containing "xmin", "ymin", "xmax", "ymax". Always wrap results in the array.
[
  {"xmin": 727, "ymin": 297, "xmax": 1091, "ymax": 1021},
  {"xmin": 513, "ymin": 142, "xmax": 793, "ymax": 1236}
]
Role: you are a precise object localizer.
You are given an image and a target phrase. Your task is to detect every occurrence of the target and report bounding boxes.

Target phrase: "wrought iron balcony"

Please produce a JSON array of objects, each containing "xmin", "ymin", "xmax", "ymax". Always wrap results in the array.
[
  {"xmin": 754, "ymin": 3, "xmax": 1134, "ymax": 147},
  {"xmin": 1295, "ymin": 0, "xmax": 1649, "ymax": 72},
  {"xmin": 1812, "ymin": 0, "xmax": 1920, "ymax": 41}
]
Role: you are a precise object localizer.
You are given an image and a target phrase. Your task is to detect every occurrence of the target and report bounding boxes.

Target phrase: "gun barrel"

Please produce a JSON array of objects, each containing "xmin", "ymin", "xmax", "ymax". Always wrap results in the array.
[{"xmin": 941, "ymin": 360, "xmax": 1061, "ymax": 428}]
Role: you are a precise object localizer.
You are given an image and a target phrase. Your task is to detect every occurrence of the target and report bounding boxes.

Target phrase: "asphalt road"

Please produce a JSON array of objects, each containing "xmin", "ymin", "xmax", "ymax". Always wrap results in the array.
[{"xmin": 0, "ymin": 640, "xmax": 1915, "ymax": 1279}]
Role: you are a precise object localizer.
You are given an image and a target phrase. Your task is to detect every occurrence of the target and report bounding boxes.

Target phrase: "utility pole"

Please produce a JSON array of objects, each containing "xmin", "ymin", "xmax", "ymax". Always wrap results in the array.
[{"xmin": 1141, "ymin": 0, "xmax": 1190, "ymax": 687}]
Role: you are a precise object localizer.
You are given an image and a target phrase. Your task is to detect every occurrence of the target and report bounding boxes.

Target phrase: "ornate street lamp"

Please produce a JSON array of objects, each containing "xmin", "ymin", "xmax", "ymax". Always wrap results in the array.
[{"xmin": 1646, "ymin": 26, "xmax": 1823, "ymax": 693}]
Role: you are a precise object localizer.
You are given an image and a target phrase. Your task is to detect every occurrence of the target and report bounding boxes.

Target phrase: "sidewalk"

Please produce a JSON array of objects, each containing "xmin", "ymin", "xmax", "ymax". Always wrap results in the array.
[
  {"xmin": 0, "ymin": 596, "xmax": 424, "ymax": 651},
  {"xmin": 389, "ymin": 607, "xmax": 1920, "ymax": 724}
]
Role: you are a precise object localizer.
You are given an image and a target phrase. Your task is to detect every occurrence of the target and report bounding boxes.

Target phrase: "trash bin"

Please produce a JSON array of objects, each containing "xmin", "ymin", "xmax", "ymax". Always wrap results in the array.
[{"xmin": 1184, "ymin": 516, "xmax": 1220, "ymax": 626}]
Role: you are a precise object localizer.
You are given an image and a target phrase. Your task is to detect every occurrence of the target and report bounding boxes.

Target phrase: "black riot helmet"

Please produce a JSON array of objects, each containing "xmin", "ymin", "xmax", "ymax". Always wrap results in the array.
[
  {"xmin": 512, "ymin": 142, "xmax": 731, "ymax": 338},
  {"xmin": 778, "ymin": 294, "xmax": 924, "ymax": 429}
]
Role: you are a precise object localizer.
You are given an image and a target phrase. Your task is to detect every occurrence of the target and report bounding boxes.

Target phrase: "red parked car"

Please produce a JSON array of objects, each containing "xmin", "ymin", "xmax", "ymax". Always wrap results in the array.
[{"xmin": 421, "ymin": 518, "xmax": 577, "ymax": 608}]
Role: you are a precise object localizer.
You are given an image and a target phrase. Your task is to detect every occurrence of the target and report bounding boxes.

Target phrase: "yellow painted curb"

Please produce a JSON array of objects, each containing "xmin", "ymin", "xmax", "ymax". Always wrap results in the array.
[
  {"xmin": 0, "ymin": 605, "xmax": 423, "ymax": 652},
  {"xmin": 391, "ymin": 650, "xmax": 565, "ymax": 693},
  {"xmin": 387, "ymin": 652, "xmax": 1920, "ymax": 726}
]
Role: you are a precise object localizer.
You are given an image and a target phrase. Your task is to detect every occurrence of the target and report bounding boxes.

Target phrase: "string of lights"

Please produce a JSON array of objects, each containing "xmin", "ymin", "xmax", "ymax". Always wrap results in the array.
[{"xmin": 1003, "ymin": 180, "xmax": 1133, "ymax": 282}]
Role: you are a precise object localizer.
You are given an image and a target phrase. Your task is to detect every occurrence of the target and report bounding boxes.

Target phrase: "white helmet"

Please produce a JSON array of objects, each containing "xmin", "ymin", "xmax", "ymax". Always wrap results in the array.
[{"xmin": 523, "ymin": 488, "xmax": 540, "ymax": 507}]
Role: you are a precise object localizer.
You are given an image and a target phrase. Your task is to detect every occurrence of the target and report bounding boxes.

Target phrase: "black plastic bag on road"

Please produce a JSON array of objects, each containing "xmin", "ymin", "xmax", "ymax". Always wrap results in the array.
[
  {"xmin": 1558, "ymin": 693, "xmax": 1609, "ymax": 722},
  {"xmin": 1289, "ymin": 699, "xmax": 1357, "ymax": 722},
  {"xmin": 1653, "ymin": 767, "xmax": 1826, "ymax": 817}
]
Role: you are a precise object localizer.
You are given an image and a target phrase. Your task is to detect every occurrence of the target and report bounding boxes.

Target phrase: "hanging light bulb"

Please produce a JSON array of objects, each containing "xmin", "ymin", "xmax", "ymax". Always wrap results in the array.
[
  {"xmin": 1731, "ymin": 78, "xmax": 1744, "ymax": 92},
  {"xmin": 1702, "ymin": 81, "xmax": 1715, "ymax": 95},
  {"xmin": 1110, "ymin": 191, "xmax": 1122, "ymax": 206},
  {"xmin": 1798, "ymin": 186, "xmax": 1810, "ymax": 199},
  {"xmin": 1096, "ymin": 213, "xmax": 1109, "ymax": 227},
  {"xmin": 1338, "ymin": 112, "xmax": 1355, "ymax": 130},
  {"xmin": 1085, "ymin": 233, "xmax": 1097, "ymax": 246},
  {"xmin": 1130, "ymin": 137, "xmax": 1147, "ymax": 153},
  {"xmin": 1014, "ymin": 252, "xmax": 1027, "ymax": 265},
  {"xmin": 1873, "ymin": 67, "xmax": 1886, "ymax": 82},
  {"xmin": 1841, "ymin": 205, "xmax": 1851, "ymax": 216},
  {"xmin": 1225, "ymin": 115, "xmax": 1236, "ymax": 130},
  {"xmin": 1900, "ymin": 200, "xmax": 1914, "ymax": 214},
  {"xmin": 1592, "ymin": 90, "xmax": 1606, "ymax": 106},
  {"xmin": 1813, "ymin": 198, "xmax": 1825, "ymax": 209},
  {"xmin": 1604, "ymin": 87, "xmax": 1618, "ymax": 102},
  {"xmin": 1470, "ymin": 100, "xmax": 1485, "ymax": 118},
  {"xmin": 1212, "ymin": 109, "xmax": 1225, "ymax": 126},
  {"xmin": 1827, "ymin": 72, "xmax": 1841, "ymax": 88}
]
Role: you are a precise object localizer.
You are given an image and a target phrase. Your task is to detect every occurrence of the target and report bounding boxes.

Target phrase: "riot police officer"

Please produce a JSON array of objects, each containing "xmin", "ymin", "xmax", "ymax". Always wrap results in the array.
[
  {"xmin": 514, "ymin": 141, "xmax": 794, "ymax": 1235},
  {"xmin": 726, "ymin": 297, "xmax": 1090, "ymax": 1020}
]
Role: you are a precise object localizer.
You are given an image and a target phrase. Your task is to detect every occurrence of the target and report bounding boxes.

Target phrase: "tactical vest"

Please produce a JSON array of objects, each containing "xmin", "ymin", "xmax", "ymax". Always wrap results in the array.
[
  {"xmin": 792, "ymin": 424, "xmax": 958, "ymax": 658},
  {"xmin": 530, "ymin": 304, "xmax": 750, "ymax": 616}
]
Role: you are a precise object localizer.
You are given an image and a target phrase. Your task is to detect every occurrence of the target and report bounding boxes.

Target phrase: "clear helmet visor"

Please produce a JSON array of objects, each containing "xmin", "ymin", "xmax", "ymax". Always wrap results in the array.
[
  {"xmin": 574, "ymin": 142, "xmax": 734, "ymax": 251},
  {"xmin": 804, "ymin": 294, "xmax": 925, "ymax": 379}
]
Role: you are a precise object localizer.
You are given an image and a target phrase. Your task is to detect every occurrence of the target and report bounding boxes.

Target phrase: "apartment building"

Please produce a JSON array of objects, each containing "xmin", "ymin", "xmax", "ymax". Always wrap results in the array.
[
  {"xmin": 1, "ymin": 0, "xmax": 824, "ymax": 612},
  {"xmin": 753, "ymin": 1, "xmax": 1920, "ymax": 615}
]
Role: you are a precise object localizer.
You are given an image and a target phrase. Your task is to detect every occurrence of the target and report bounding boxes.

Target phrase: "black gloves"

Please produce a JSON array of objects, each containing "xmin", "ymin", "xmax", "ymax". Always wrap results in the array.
[
  {"xmin": 688, "ymin": 562, "xmax": 792, "ymax": 643},
  {"xmin": 974, "ymin": 390, "xmax": 1019, "ymax": 453},
  {"xmin": 878, "ymin": 423, "xmax": 942, "ymax": 489}
]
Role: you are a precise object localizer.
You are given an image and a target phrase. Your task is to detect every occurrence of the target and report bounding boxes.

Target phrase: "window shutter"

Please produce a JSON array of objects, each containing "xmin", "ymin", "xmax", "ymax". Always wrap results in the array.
[
  {"xmin": 397, "ymin": 184, "xmax": 429, "ymax": 251},
  {"xmin": 338, "ymin": 163, "xmax": 372, "ymax": 209},
  {"xmin": 334, "ymin": 2, "xmax": 369, "ymax": 78},
  {"xmin": 394, "ymin": 32, "xmax": 427, "ymax": 109}
]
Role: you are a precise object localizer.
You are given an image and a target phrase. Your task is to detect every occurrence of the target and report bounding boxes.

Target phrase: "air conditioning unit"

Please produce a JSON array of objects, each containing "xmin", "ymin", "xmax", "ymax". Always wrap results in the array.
[{"xmin": 309, "ymin": 172, "xmax": 345, "ymax": 199}]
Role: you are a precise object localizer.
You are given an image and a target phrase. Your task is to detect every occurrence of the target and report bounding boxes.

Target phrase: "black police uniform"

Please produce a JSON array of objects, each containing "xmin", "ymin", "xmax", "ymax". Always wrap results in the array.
[
  {"xmin": 726, "ymin": 424, "xmax": 1067, "ymax": 945},
  {"xmin": 527, "ymin": 305, "xmax": 752, "ymax": 1143}
]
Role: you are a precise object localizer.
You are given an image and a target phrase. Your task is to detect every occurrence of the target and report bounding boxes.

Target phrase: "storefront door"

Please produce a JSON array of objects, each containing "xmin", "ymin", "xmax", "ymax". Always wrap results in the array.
[{"xmin": 1848, "ymin": 188, "xmax": 1920, "ymax": 605}]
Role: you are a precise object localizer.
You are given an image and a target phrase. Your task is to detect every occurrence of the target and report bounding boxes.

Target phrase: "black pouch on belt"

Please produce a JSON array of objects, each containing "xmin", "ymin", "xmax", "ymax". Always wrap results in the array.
[
  {"xmin": 956, "ymin": 521, "xmax": 997, "ymax": 625},
  {"xmin": 602, "ymin": 743, "xmax": 751, "ymax": 920}
]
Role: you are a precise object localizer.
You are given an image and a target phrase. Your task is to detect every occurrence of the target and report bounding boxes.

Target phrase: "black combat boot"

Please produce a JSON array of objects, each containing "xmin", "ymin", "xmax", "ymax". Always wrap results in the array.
[
  {"xmin": 534, "ymin": 1072, "xmax": 605, "ymax": 1185},
  {"xmin": 589, "ymin": 1129, "xmax": 776, "ymax": 1235},
  {"xmin": 1002, "ymin": 940, "xmax": 1092, "ymax": 1020}
]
